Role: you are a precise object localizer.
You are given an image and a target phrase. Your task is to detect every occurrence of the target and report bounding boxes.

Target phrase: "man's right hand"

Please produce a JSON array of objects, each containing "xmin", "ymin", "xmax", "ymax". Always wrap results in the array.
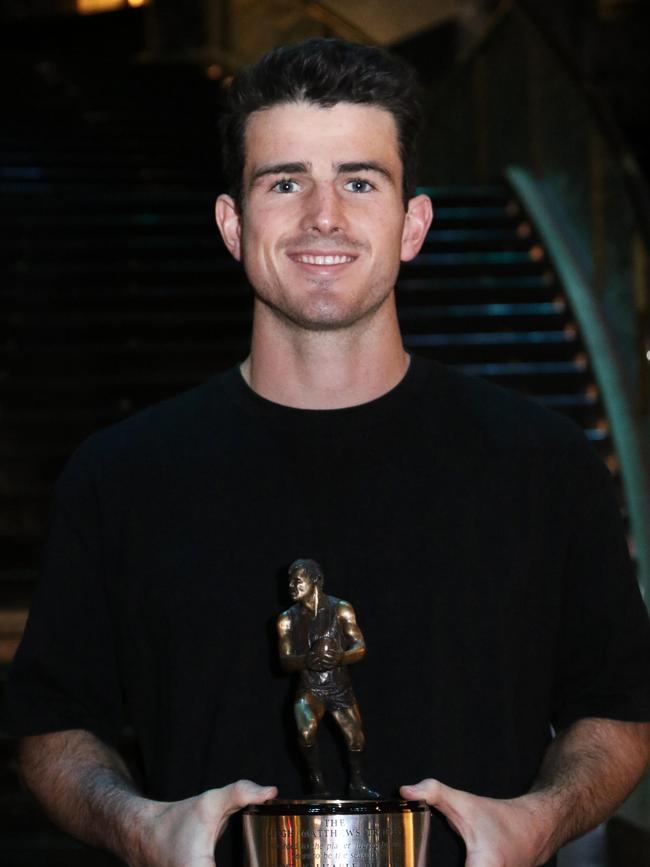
[
  {"xmin": 19, "ymin": 730, "xmax": 276, "ymax": 867},
  {"xmin": 133, "ymin": 780, "xmax": 278, "ymax": 867}
]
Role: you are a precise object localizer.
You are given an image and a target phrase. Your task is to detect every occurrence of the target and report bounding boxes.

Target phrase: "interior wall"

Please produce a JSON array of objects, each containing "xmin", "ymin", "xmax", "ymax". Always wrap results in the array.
[
  {"xmin": 311, "ymin": 0, "xmax": 462, "ymax": 45},
  {"xmin": 210, "ymin": 0, "xmax": 480, "ymax": 66}
]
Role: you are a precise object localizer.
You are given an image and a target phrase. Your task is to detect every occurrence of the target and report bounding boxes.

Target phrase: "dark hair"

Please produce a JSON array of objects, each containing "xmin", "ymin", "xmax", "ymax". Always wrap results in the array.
[
  {"xmin": 289, "ymin": 558, "xmax": 324, "ymax": 585},
  {"xmin": 220, "ymin": 38, "xmax": 422, "ymax": 209}
]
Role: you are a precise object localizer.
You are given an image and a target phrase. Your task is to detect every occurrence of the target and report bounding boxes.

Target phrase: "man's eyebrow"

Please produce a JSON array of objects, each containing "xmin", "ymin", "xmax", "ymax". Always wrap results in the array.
[
  {"xmin": 249, "ymin": 161, "xmax": 312, "ymax": 184},
  {"xmin": 335, "ymin": 161, "xmax": 395, "ymax": 182}
]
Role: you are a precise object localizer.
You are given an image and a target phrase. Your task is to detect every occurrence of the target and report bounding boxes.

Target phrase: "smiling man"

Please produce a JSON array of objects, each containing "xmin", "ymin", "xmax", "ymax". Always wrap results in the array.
[
  {"xmin": 216, "ymin": 96, "xmax": 431, "ymax": 408},
  {"xmin": 7, "ymin": 38, "xmax": 650, "ymax": 867}
]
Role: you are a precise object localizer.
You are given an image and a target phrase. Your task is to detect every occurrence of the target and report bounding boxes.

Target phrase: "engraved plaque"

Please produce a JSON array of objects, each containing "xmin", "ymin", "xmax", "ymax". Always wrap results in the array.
[{"xmin": 243, "ymin": 799, "xmax": 430, "ymax": 867}]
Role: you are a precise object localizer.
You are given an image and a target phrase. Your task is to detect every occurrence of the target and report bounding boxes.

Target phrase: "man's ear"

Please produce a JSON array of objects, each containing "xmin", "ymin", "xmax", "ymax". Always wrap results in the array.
[
  {"xmin": 400, "ymin": 194, "xmax": 433, "ymax": 262},
  {"xmin": 215, "ymin": 194, "xmax": 242, "ymax": 261}
]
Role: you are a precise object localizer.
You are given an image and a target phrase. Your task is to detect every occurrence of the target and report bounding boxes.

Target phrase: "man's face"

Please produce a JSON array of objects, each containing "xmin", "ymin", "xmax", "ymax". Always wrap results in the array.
[
  {"xmin": 216, "ymin": 101, "xmax": 430, "ymax": 332},
  {"xmin": 288, "ymin": 567, "xmax": 316, "ymax": 602}
]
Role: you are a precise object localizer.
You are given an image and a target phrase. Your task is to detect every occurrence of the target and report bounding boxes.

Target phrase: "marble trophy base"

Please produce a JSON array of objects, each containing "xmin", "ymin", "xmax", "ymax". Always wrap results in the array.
[{"xmin": 243, "ymin": 799, "xmax": 430, "ymax": 867}]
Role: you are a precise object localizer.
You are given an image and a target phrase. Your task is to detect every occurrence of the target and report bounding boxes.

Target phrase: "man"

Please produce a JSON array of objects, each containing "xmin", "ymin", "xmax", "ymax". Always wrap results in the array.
[
  {"xmin": 6, "ymin": 38, "xmax": 650, "ymax": 867},
  {"xmin": 277, "ymin": 558, "xmax": 379, "ymax": 799}
]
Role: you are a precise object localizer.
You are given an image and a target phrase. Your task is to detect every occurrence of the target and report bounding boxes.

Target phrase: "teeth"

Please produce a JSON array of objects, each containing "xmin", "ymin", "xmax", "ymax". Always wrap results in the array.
[{"xmin": 295, "ymin": 254, "xmax": 354, "ymax": 265}]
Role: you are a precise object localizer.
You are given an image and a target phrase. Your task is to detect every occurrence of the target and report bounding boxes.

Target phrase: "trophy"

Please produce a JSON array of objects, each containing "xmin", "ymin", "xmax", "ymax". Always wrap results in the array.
[{"xmin": 243, "ymin": 559, "xmax": 430, "ymax": 867}]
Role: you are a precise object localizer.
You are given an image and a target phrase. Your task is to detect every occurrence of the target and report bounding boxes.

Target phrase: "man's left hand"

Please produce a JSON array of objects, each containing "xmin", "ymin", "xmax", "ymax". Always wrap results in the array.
[{"xmin": 400, "ymin": 779, "xmax": 555, "ymax": 867}]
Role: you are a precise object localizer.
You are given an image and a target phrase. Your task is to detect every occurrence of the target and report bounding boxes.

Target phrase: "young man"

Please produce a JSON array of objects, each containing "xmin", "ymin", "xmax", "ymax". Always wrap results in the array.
[{"xmin": 7, "ymin": 38, "xmax": 650, "ymax": 867}]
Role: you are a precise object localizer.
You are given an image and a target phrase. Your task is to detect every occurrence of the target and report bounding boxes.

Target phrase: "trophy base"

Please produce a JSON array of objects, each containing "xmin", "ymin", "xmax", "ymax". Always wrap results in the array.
[{"xmin": 243, "ymin": 798, "xmax": 430, "ymax": 867}]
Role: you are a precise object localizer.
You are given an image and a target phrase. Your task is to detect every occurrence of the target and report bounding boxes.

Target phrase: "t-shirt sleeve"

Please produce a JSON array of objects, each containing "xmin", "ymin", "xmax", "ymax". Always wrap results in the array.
[
  {"xmin": 4, "ymin": 441, "xmax": 124, "ymax": 744},
  {"xmin": 551, "ymin": 434, "xmax": 650, "ymax": 730}
]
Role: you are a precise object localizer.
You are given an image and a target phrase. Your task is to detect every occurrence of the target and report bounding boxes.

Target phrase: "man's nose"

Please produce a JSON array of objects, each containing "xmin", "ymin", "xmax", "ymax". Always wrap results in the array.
[{"xmin": 300, "ymin": 183, "xmax": 346, "ymax": 233}]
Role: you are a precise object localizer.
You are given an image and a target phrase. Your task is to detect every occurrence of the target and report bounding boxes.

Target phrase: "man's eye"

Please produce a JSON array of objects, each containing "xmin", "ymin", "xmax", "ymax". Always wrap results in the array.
[
  {"xmin": 272, "ymin": 179, "xmax": 300, "ymax": 193},
  {"xmin": 345, "ymin": 179, "xmax": 373, "ymax": 193}
]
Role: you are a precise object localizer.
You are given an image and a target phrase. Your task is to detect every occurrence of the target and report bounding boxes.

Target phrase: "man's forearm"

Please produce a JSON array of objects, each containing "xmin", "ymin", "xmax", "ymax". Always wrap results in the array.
[
  {"xmin": 401, "ymin": 717, "xmax": 650, "ymax": 867},
  {"xmin": 19, "ymin": 730, "xmax": 278, "ymax": 867},
  {"xmin": 19, "ymin": 729, "xmax": 153, "ymax": 865},
  {"xmin": 528, "ymin": 717, "xmax": 650, "ymax": 859}
]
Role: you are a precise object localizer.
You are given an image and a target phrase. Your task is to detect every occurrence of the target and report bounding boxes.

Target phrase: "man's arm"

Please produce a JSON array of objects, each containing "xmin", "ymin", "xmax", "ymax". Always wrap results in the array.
[
  {"xmin": 338, "ymin": 601, "xmax": 366, "ymax": 666},
  {"xmin": 277, "ymin": 612, "xmax": 306, "ymax": 671},
  {"xmin": 19, "ymin": 729, "xmax": 277, "ymax": 867},
  {"xmin": 400, "ymin": 717, "xmax": 650, "ymax": 867}
]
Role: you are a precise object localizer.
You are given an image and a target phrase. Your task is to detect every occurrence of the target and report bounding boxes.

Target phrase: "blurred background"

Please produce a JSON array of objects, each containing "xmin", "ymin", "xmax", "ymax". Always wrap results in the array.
[{"xmin": 1, "ymin": 0, "xmax": 649, "ymax": 864}]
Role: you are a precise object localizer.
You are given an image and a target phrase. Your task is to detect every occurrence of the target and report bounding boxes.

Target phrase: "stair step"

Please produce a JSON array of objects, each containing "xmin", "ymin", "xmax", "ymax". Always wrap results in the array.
[
  {"xmin": 0, "ymin": 149, "xmax": 203, "ymax": 167},
  {"xmin": 0, "ymin": 283, "xmax": 249, "ymax": 305},
  {"xmin": 424, "ymin": 227, "xmax": 534, "ymax": 244},
  {"xmin": 1, "ymin": 310, "xmax": 252, "ymax": 337},
  {"xmin": 537, "ymin": 392, "xmax": 599, "ymax": 408},
  {"xmin": 456, "ymin": 359, "xmax": 588, "ymax": 376},
  {"xmin": 433, "ymin": 205, "xmax": 519, "ymax": 226},
  {"xmin": 400, "ymin": 301, "xmax": 565, "ymax": 316},
  {"xmin": 0, "ymin": 183, "xmax": 216, "ymax": 206},
  {"xmin": 585, "ymin": 428, "xmax": 610, "ymax": 442},
  {"xmin": 0, "ymin": 165, "xmax": 212, "ymax": 183},
  {"xmin": 418, "ymin": 185, "xmax": 510, "ymax": 202},
  {"xmin": 7, "ymin": 259, "xmax": 242, "ymax": 279},
  {"xmin": 1, "ymin": 340, "xmax": 246, "ymax": 365},
  {"xmin": 0, "ymin": 211, "xmax": 214, "ymax": 230},
  {"xmin": 397, "ymin": 301, "xmax": 568, "ymax": 331},
  {"xmin": 6, "ymin": 235, "xmax": 227, "ymax": 258},
  {"xmin": 444, "ymin": 361, "xmax": 592, "ymax": 395},
  {"xmin": 0, "ymin": 368, "xmax": 223, "ymax": 389},
  {"xmin": 398, "ymin": 274, "xmax": 555, "ymax": 291},
  {"xmin": 408, "ymin": 251, "xmax": 541, "ymax": 267},
  {"xmin": 403, "ymin": 330, "xmax": 577, "ymax": 347}
]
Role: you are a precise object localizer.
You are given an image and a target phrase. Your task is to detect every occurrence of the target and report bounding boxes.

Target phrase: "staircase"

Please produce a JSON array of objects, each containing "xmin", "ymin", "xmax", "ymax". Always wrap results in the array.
[
  {"xmin": 399, "ymin": 185, "xmax": 611, "ymax": 466},
  {"xmin": 0, "ymin": 58, "xmax": 619, "ymax": 865}
]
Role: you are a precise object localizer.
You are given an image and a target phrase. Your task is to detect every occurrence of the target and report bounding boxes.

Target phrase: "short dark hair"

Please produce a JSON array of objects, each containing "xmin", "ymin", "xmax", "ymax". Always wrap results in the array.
[
  {"xmin": 289, "ymin": 558, "xmax": 324, "ymax": 585},
  {"xmin": 220, "ymin": 38, "xmax": 422, "ymax": 209}
]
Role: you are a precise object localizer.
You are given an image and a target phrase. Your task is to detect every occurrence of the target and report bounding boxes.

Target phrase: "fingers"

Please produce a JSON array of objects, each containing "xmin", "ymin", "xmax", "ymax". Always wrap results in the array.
[{"xmin": 217, "ymin": 780, "xmax": 278, "ymax": 817}]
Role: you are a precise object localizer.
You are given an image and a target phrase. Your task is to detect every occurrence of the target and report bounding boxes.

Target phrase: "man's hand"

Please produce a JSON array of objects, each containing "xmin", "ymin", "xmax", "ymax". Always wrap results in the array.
[
  {"xmin": 400, "ymin": 779, "xmax": 554, "ymax": 867},
  {"xmin": 19, "ymin": 730, "xmax": 277, "ymax": 867},
  {"xmin": 134, "ymin": 779, "xmax": 278, "ymax": 867},
  {"xmin": 401, "ymin": 718, "xmax": 650, "ymax": 867},
  {"xmin": 307, "ymin": 638, "xmax": 343, "ymax": 671}
]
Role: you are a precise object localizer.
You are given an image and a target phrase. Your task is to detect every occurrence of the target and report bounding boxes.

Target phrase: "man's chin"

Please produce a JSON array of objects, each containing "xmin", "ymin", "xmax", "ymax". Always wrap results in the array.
[
  {"xmin": 289, "ymin": 314, "xmax": 362, "ymax": 332},
  {"xmin": 261, "ymin": 298, "xmax": 383, "ymax": 333}
]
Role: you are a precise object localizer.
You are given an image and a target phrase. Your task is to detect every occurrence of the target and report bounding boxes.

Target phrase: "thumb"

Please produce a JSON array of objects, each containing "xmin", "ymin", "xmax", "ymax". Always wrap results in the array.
[
  {"xmin": 400, "ymin": 779, "xmax": 470, "ymax": 838},
  {"xmin": 400, "ymin": 778, "xmax": 445, "ymax": 805},
  {"xmin": 218, "ymin": 779, "xmax": 278, "ymax": 818}
]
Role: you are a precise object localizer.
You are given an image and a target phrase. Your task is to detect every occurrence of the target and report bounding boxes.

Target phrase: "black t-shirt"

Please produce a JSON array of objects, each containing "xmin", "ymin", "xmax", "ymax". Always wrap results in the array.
[{"xmin": 6, "ymin": 356, "xmax": 650, "ymax": 866}]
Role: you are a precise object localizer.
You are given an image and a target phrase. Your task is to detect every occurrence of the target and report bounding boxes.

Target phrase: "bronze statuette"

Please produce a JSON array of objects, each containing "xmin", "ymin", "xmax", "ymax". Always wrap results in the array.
[{"xmin": 277, "ymin": 558, "xmax": 379, "ymax": 799}]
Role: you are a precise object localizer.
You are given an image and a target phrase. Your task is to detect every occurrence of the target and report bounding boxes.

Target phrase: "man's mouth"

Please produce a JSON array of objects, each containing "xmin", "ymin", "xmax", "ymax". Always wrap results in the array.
[{"xmin": 291, "ymin": 254, "xmax": 356, "ymax": 266}]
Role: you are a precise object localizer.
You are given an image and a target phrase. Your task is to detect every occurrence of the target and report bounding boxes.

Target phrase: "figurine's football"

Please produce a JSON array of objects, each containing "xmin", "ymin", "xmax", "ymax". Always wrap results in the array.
[{"xmin": 311, "ymin": 637, "xmax": 341, "ymax": 659}]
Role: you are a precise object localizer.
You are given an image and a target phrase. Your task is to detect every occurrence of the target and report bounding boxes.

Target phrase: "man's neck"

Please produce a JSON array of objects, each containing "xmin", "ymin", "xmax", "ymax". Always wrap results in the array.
[
  {"xmin": 303, "ymin": 586, "xmax": 321, "ymax": 618},
  {"xmin": 241, "ymin": 296, "xmax": 409, "ymax": 409}
]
